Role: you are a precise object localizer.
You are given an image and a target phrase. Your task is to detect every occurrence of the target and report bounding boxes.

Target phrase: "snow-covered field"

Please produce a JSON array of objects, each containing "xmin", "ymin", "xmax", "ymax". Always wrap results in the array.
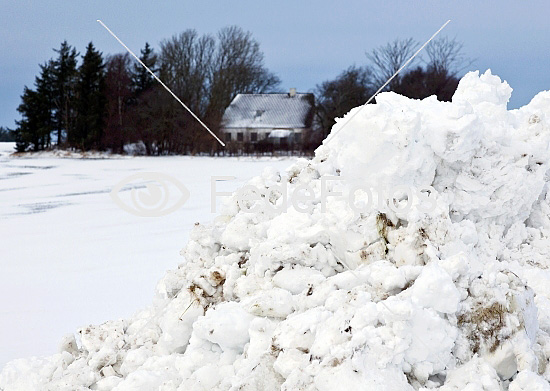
[{"xmin": 0, "ymin": 143, "xmax": 296, "ymax": 368}]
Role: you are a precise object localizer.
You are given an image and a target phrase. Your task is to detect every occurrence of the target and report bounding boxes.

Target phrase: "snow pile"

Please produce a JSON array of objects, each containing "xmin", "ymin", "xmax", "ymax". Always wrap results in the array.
[{"xmin": 3, "ymin": 70, "xmax": 550, "ymax": 390}]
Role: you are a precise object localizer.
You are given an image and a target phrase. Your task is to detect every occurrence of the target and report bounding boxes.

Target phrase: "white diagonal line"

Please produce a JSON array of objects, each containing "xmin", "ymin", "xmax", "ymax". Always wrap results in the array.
[
  {"xmin": 325, "ymin": 20, "xmax": 451, "ymax": 145},
  {"xmin": 97, "ymin": 20, "xmax": 226, "ymax": 147}
]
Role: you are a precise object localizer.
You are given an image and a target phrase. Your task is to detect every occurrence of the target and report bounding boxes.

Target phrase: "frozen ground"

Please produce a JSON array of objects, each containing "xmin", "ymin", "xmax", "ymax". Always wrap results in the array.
[{"xmin": 0, "ymin": 142, "xmax": 296, "ymax": 367}]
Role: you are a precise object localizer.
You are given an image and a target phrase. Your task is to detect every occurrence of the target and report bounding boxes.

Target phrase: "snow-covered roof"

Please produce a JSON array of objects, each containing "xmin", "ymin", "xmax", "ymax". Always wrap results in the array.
[{"xmin": 221, "ymin": 93, "xmax": 314, "ymax": 129}]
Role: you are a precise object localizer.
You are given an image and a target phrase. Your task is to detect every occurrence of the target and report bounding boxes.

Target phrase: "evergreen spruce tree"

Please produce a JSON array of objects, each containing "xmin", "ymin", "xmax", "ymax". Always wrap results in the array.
[
  {"xmin": 131, "ymin": 42, "xmax": 157, "ymax": 96},
  {"xmin": 14, "ymin": 87, "xmax": 36, "ymax": 152},
  {"xmin": 35, "ymin": 60, "xmax": 56, "ymax": 148},
  {"xmin": 74, "ymin": 42, "xmax": 106, "ymax": 150},
  {"xmin": 52, "ymin": 41, "xmax": 79, "ymax": 146},
  {"xmin": 14, "ymin": 61, "xmax": 56, "ymax": 152},
  {"xmin": 128, "ymin": 43, "xmax": 159, "ymax": 154}
]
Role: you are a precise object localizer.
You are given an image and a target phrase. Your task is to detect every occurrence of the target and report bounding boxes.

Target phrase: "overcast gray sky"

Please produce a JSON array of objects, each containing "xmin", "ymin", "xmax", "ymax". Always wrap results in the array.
[{"xmin": 1, "ymin": 1, "xmax": 549, "ymax": 128}]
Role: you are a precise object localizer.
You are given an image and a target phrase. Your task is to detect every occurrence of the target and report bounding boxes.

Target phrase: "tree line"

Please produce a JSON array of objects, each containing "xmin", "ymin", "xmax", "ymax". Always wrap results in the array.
[
  {"xmin": 0, "ymin": 127, "xmax": 15, "ymax": 142},
  {"xmin": 314, "ymin": 37, "xmax": 470, "ymax": 139},
  {"xmin": 13, "ymin": 26, "xmax": 280, "ymax": 154},
  {"xmin": 12, "ymin": 28, "xmax": 469, "ymax": 154}
]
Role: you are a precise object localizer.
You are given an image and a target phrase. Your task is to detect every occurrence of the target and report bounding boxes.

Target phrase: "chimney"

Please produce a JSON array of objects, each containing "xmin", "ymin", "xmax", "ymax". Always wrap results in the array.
[{"xmin": 289, "ymin": 88, "xmax": 296, "ymax": 97}]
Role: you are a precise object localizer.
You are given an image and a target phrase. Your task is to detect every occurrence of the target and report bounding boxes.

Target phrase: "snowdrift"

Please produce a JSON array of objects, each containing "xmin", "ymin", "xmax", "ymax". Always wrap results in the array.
[{"xmin": 3, "ymin": 70, "xmax": 550, "ymax": 390}]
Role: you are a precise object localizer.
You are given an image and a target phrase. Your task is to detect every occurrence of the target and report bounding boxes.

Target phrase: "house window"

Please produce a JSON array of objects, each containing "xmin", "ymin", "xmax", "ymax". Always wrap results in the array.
[
  {"xmin": 237, "ymin": 132, "xmax": 244, "ymax": 142},
  {"xmin": 294, "ymin": 132, "xmax": 302, "ymax": 143},
  {"xmin": 225, "ymin": 133, "xmax": 232, "ymax": 142},
  {"xmin": 251, "ymin": 132, "xmax": 258, "ymax": 142}
]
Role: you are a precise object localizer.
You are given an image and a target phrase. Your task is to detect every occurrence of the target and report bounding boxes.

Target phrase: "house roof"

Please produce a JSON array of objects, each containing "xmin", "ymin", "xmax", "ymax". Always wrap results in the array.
[{"xmin": 221, "ymin": 93, "xmax": 314, "ymax": 129}]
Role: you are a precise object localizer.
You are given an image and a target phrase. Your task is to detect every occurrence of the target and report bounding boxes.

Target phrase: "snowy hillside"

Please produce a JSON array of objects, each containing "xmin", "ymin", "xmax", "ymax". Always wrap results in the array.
[{"xmin": 2, "ymin": 70, "xmax": 550, "ymax": 390}]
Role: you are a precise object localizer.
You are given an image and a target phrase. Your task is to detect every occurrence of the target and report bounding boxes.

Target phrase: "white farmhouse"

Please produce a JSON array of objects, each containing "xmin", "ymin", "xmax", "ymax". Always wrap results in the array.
[{"xmin": 221, "ymin": 88, "xmax": 314, "ymax": 147}]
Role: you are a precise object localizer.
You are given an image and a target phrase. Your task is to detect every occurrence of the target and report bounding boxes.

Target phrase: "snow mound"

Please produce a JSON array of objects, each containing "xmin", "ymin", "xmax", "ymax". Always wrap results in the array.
[{"xmin": 3, "ymin": 70, "xmax": 550, "ymax": 390}]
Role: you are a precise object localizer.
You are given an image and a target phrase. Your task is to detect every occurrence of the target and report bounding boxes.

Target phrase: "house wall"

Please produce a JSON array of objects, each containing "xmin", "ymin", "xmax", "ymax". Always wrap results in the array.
[{"xmin": 222, "ymin": 127, "xmax": 307, "ymax": 144}]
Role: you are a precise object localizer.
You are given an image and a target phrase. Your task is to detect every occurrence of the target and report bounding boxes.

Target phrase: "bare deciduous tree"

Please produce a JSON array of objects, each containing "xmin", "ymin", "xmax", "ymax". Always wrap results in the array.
[
  {"xmin": 160, "ymin": 30, "xmax": 216, "ymax": 116},
  {"xmin": 425, "ymin": 36, "xmax": 471, "ymax": 77},
  {"xmin": 104, "ymin": 53, "xmax": 132, "ymax": 153},
  {"xmin": 364, "ymin": 36, "xmax": 471, "ymax": 103},
  {"xmin": 154, "ymin": 26, "xmax": 280, "ymax": 154},
  {"xmin": 159, "ymin": 30, "xmax": 218, "ymax": 153},
  {"xmin": 315, "ymin": 66, "xmax": 375, "ymax": 138},
  {"xmin": 366, "ymin": 38, "xmax": 419, "ymax": 89},
  {"xmin": 207, "ymin": 26, "xmax": 280, "ymax": 124}
]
